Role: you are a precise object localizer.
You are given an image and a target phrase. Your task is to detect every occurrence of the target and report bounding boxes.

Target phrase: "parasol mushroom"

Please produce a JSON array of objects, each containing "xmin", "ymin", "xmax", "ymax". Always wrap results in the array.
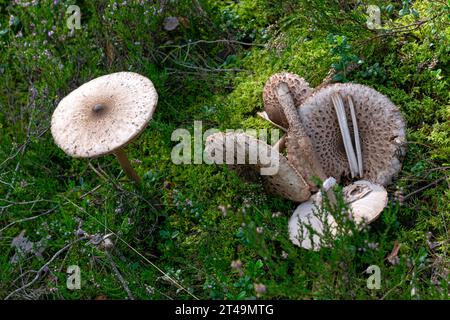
[
  {"xmin": 276, "ymin": 82, "xmax": 328, "ymax": 192},
  {"xmin": 51, "ymin": 72, "xmax": 158, "ymax": 184},
  {"xmin": 297, "ymin": 83, "xmax": 407, "ymax": 186},
  {"xmin": 258, "ymin": 72, "xmax": 313, "ymax": 151},
  {"xmin": 205, "ymin": 132, "xmax": 311, "ymax": 202},
  {"xmin": 262, "ymin": 72, "xmax": 313, "ymax": 128}
]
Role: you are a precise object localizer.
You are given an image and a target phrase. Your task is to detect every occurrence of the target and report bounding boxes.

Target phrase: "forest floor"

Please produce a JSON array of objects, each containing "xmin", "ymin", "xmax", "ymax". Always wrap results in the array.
[{"xmin": 0, "ymin": 1, "xmax": 449, "ymax": 299}]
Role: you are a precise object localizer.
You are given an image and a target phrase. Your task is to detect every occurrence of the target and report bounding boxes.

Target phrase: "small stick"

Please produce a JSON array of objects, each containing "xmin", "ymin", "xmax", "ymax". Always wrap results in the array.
[
  {"xmin": 4, "ymin": 237, "xmax": 88, "ymax": 300},
  {"xmin": 106, "ymin": 251, "xmax": 135, "ymax": 300},
  {"xmin": 114, "ymin": 148, "xmax": 141, "ymax": 184}
]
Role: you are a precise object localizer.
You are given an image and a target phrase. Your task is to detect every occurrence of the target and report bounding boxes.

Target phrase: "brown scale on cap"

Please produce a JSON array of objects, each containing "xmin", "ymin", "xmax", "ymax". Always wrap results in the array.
[
  {"xmin": 298, "ymin": 83, "xmax": 407, "ymax": 186},
  {"xmin": 263, "ymin": 72, "xmax": 313, "ymax": 128}
]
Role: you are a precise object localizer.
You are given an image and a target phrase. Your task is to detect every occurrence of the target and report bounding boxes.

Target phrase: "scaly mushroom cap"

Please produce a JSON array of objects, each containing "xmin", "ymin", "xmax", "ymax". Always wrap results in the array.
[
  {"xmin": 51, "ymin": 72, "xmax": 158, "ymax": 158},
  {"xmin": 298, "ymin": 83, "xmax": 406, "ymax": 185},
  {"xmin": 263, "ymin": 72, "xmax": 313, "ymax": 128},
  {"xmin": 205, "ymin": 132, "xmax": 311, "ymax": 202}
]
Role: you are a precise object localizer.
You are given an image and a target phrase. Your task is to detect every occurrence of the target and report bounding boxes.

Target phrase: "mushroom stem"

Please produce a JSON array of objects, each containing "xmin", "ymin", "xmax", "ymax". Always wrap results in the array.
[
  {"xmin": 331, "ymin": 92, "xmax": 359, "ymax": 178},
  {"xmin": 276, "ymin": 82, "xmax": 327, "ymax": 189},
  {"xmin": 322, "ymin": 176, "xmax": 337, "ymax": 205},
  {"xmin": 347, "ymin": 96, "xmax": 363, "ymax": 177},
  {"xmin": 114, "ymin": 148, "xmax": 141, "ymax": 184}
]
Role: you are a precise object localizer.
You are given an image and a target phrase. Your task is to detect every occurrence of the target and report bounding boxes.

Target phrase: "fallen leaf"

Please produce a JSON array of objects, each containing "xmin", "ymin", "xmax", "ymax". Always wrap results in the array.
[
  {"xmin": 386, "ymin": 240, "xmax": 400, "ymax": 265},
  {"xmin": 105, "ymin": 41, "xmax": 115, "ymax": 68}
]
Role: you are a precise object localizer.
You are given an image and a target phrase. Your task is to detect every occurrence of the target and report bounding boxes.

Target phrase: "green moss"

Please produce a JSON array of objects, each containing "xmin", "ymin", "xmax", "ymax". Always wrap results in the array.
[{"xmin": 0, "ymin": 0, "xmax": 448, "ymax": 300}]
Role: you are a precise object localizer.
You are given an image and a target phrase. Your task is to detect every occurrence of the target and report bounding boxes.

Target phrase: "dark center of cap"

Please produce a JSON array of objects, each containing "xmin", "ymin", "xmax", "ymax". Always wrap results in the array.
[{"xmin": 92, "ymin": 104, "xmax": 106, "ymax": 115}]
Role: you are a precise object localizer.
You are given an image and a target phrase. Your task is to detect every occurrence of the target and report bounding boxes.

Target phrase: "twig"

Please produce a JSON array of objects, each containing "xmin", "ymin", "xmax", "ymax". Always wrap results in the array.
[
  {"xmin": 63, "ymin": 197, "xmax": 199, "ymax": 300},
  {"xmin": 358, "ymin": 14, "xmax": 441, "ymax": 45},
  {"xmin": 106, "ymin": 251, "xmax": 134, "ymax": 300},
  {"xmin": 403, "ymin": 176, "xmax": 449, "ymax": 201},
  {"xmin": 0, "ymin": 206, "xmax": 58, "ymax": 234},
  {"xmin": 79, "ymin": 184, "xmax": 102, "ymax": 199},
  {"xmin": 159, "ymin": 39, "xmax": 265, "ymax": 49},
  {"xmin": 0, "ymin": 127, "xmax": 49, "ymax": 170},
  {"xmin": 0, "ymin": 198, "xmax": 55, "ymax": 210},
  {"xmin": 88, "ymin": 162, "xmax": 109, "ymax": 181},
  {"xmin": 167, "ymin": 59, "xmax": 245, "ymax": 73},
  {"xmin": 0, "ymin": 185, "xmax": 100, "ymax": 235},
  {"xmin": 4, "ymin": 237, "xmax": 88, "ymax": 300}
]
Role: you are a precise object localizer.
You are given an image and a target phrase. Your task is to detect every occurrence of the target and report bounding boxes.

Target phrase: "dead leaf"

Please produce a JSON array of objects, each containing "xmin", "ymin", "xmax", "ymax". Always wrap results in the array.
[
  {"xmin": 178, "ymin": 16, "xmax": 190, "ymax": 28},
  {"xmin": 10, "ymin": 230, "xmax": 47, "ymax": 264},
  {"xmin": 105, "ymin": 41, "xmax": 115, "ymax": 68},
  {"xmin": 386, "ymin": 240, "xmax": 400, "ymax": 265}
]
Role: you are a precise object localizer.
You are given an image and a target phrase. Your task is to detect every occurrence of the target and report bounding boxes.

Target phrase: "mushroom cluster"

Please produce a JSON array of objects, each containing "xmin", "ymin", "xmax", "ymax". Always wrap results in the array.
[{"xmin": 206, "ymin": 72, "xmax": 407, "ymax": 250}]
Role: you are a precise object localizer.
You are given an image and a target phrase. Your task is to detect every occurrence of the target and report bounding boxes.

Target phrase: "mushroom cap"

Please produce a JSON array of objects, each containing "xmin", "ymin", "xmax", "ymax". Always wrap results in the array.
[
  {"xmin": 263, "ymin": 72, "xmax": 313, "ymax": 128},
  {"xmin": 289, "ymin": 179, "xmax": 388, "ymax": 250},
  {"xmin": 288, "ymin": 193, "xmax": 338, "ymax": 251},
  {"xmin": 51, "ymin": 72, "xmax": 158, "ymax": 158},
  {"xmin": 205, "ymin": 132, "xmax": 311, "ymax": 202},
  {"xmin": 344, "ymin": 180, "xmax": 388, "ymax": 225},
  {"xmin": 298, "ymin": 83, "xmax": 406, "ymax": 185}
]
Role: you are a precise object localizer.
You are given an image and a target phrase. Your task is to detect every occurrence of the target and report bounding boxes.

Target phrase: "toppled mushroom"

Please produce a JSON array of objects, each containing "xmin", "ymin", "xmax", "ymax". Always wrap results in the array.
[
  {"xmin": 289, "ymin": 179, "xmax": 388, "ymax": 250},
  {"xmin": 205, "ymin": 132, "xmax": 311, "ymax": 202},
  {"xmin": 276, "ymin": 82, "xmax": 328, "ymax": 192},
  {"xmin": 297, "ymin": 83, "xmax": 407, "ymax": 186},
  {"xmin": 261, "ymin": 72, "xmax": 313, "ymax": 129},
  {"xmin": 51, "ymin": 72, "xmax": 158, "ymax": 184}
]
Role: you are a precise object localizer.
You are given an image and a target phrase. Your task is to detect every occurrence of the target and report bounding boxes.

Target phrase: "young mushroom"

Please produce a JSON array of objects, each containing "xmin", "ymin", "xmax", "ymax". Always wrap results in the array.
[
  {"xmin": 51, "ymin": 72, "xmax": 158, "ymax": 184},
  {"xmin": 288, "ymin": 178, "xmax": 338, "ymax": 251},
  {"xmin": 205, "ymin": 132, "xmax": 311, "ymax": 202}
]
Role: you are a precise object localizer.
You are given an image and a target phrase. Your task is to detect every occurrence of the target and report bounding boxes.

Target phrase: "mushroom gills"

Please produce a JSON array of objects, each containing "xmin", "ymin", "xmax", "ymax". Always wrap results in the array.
[
  {"xmin": 331, "ymin": 92, "xmax": 361, "ymax": 178},
  {"xmin": 277, "ymin": 82, "xmax": 327, "ymax": 189}
]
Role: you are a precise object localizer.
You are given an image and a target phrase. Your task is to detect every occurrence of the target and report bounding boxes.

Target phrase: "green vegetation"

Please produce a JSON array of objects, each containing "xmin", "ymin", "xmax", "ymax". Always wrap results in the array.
[{"xmin": 0, "ymin": 0, "xmax": 448, "ymax": 300}]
